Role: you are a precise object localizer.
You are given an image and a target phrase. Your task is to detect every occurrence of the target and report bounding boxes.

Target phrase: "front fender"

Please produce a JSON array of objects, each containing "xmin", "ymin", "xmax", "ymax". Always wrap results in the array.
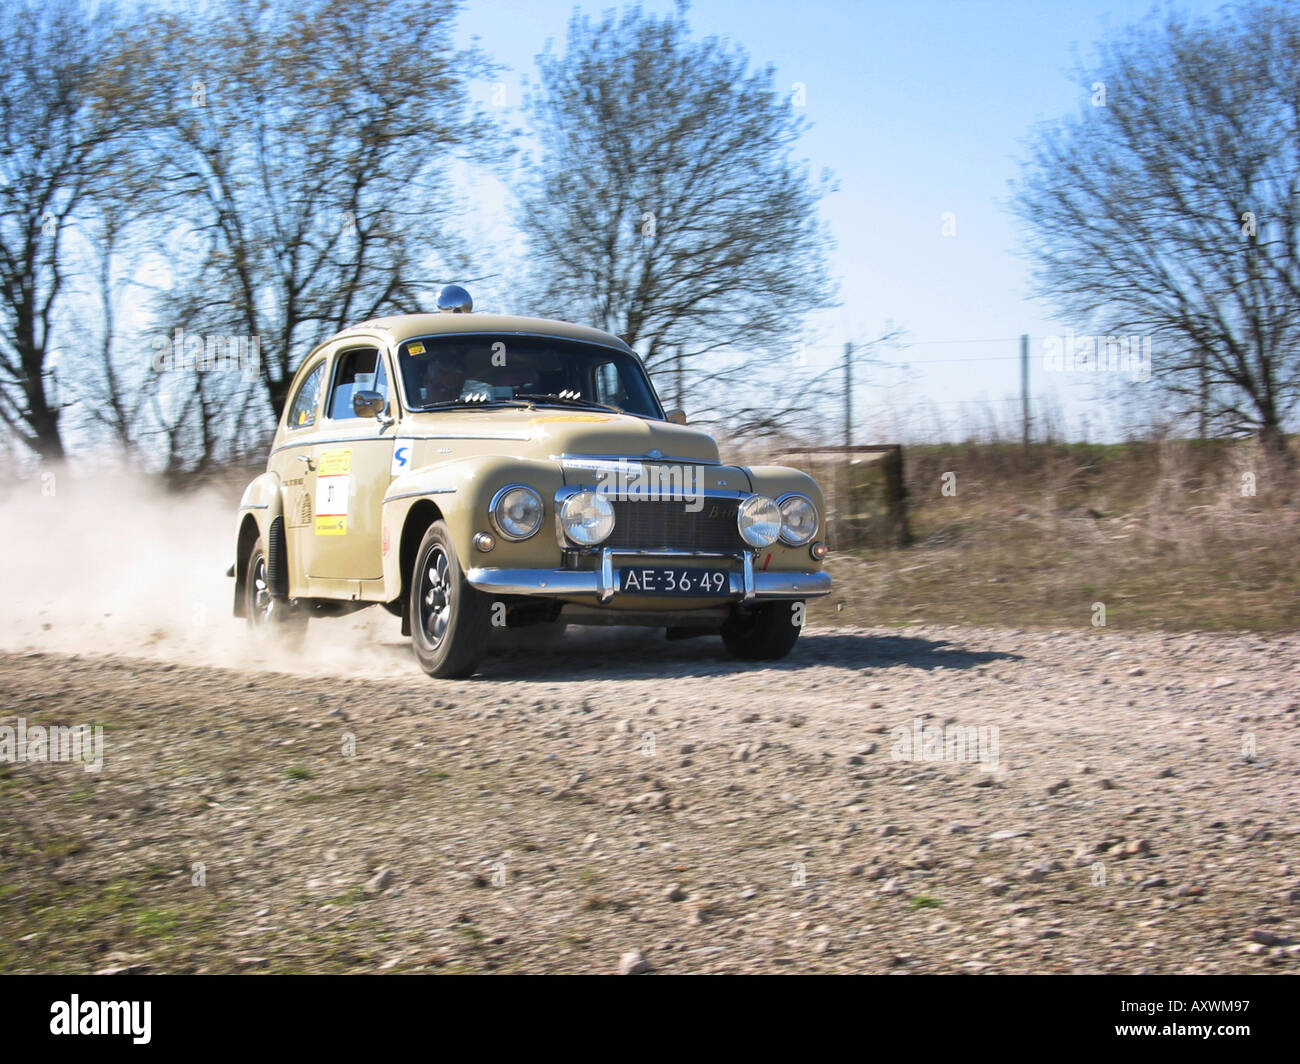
[
  {"xmin": 380, "ymin": 456, "xmax": 567, "ymax": 598},
  {"xmin": 744, "ymin": 466, "xmax": 829, "ymax": 572}
]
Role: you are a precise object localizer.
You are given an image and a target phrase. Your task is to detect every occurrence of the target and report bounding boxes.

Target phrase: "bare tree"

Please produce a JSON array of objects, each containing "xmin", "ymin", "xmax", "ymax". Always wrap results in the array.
[
  {"xmin": 518, "ymin": 3, "xmax": 837, "ymax": 432},
  {"xmin": 0, "ymin": 0, "xmax": 141, "ymax": 461},
  {"xmin": 1013, "ymin": 2, "xmax": 1300, "ymax": 454},
  {"xmin": 141, "ymin": 0, "xmax": 498, "ymax": 420}
]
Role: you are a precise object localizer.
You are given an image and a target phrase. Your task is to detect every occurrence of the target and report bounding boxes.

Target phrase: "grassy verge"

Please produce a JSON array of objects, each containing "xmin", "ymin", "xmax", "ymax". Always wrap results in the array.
[{"xmin": 807, "ymin": 438, "xmax": 1300, "ymax": 632}]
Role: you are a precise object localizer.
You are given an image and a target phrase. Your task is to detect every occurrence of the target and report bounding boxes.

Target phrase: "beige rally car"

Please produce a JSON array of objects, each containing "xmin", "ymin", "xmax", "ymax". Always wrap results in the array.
[{"xmin": 231, "ymin": 285, "xmax": 831, "ymax": 677}]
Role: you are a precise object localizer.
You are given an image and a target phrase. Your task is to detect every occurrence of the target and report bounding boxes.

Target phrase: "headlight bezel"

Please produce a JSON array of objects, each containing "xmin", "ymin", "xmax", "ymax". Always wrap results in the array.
[
  {"xmin": 489, "ymin": 484, "xmax": 545, "ymax": 541},
  {"xmin": 559, "ymin": 488, "xmax": 616, "ymax": 547},
  {"xmin": 776, "ymin": 492, "xmax": 820, "ymax": 546},
  {"xmin": 736, "ymin": 493, "xmax": 783, "ymax": 548}
]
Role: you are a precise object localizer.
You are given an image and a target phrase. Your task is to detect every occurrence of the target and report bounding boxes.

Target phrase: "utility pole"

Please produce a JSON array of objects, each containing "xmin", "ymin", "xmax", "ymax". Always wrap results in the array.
[
  {"xmin": 1020, "ymin": 333, "xmax": 1030, "ymax": 451},
  {"xmin": 1198, "ymin": 350, "xmax": 1208, "ymax": 440},
  {"xmin": 674, "ymin": 346, "xmax": 684, "ymax": 411},
  {"xmin": 844, "ymin": 341, "xmax": 854, "ymax": 449}
]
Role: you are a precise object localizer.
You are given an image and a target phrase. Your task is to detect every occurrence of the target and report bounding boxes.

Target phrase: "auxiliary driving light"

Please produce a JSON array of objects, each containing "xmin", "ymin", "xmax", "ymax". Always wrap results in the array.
[
  {"xmin": 777, "ymin": 493, "xmax": 819, "ymax": 546},
  {"xmin": 559, "ymin": 490, "xmax": 615, "ymax": 546},
  {"xmin": 736, "ymin": 494, "xmax": 782, "ymax": 548}
]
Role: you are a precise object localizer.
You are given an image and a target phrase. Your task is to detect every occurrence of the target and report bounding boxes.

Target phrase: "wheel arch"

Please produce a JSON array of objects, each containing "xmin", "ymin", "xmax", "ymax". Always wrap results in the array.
[
  {"xmin": 396, "ymin": 499, "xmax": 445, "ymax": 635},
  {"xmin": 234, "ymin": 511, "xmax": 289, "ymax": 618},
  {"xmin": 233, "ymin": 513, "xmax": 261, "ymax": 618}
]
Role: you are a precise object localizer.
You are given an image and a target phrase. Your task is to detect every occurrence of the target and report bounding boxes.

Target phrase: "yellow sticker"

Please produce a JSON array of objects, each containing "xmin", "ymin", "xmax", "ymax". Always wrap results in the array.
[
  {"xmin": 317, "ymin": 449, "xmax": 352, "ymax": 475},
  {"xmin": 408, "ymin": 341, "xmax": 426, "ymax": 356},
  {"xmin": 315, "ymin": 516, "xmax": 347, "ymax": 535}
]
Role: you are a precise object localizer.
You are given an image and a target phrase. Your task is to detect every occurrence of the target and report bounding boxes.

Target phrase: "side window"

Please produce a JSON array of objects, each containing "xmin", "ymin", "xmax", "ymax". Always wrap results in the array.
[
  {"xmin": 328, "ymin": 347, "xmax": 389, "ymax": 420},
  {"xmin": 287, "ymin": 360, "xmax": 326, "ymax": 430}
]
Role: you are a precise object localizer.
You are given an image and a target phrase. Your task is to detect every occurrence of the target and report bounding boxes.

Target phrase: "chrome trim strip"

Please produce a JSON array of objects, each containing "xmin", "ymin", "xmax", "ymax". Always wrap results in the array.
[
  {"xmin": 742, "ymin": 552, "xmax": 756, "ymax": 603},
  {"xmin": 404, "ymin": 433, "xmax": 534, "ymax": 441},
  {"xmin": 554, "ymin": 484, "xmax": 749, "ymax": 502},
  {"xmin": 270, "ymin": 433, "xmax": 388, "ymax": 458},
  {"xmin": 554, "ymin": 452, "xmax": 722, "ymax": 466},
  {"xmin": 239, "ymin": 503, "xmax": 269, "ymax": 510},
  {"xmin": 271, "ymin": 432, "xmax": 531, "ymax": 459},
  {"xmin": 382, "ymin": 489, "xmax": 456, "ymax": 504}
]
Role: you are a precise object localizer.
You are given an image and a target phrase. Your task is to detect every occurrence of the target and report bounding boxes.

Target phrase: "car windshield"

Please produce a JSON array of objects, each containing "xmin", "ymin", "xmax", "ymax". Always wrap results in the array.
[{"xmin": 397, "ymin": 334, "xmax": 663, "ymax": 418}]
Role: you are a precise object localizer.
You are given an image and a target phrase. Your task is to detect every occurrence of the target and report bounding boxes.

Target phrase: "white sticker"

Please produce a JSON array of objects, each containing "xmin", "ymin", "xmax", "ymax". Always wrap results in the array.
[
  {"xmin": 316, "ymin": 473, "xmax": 350, "ymax": 517},
  {"xmin": 391, "ymin": 438, "xmax": 414, "ymax": 476}
]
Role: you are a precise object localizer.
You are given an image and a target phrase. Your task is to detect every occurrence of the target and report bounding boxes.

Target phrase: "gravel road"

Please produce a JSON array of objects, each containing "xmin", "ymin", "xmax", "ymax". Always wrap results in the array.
[{"xmin": 3, "ymin": 622, "xmax": 1299, "ymax": 974}]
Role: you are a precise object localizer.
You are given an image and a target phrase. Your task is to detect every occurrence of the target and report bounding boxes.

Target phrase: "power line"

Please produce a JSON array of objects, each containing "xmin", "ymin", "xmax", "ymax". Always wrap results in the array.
[
  {"xmin": 802, "ymin": 335, "xmax": 1030, "ymax": 353},
  {"xmin": 881, "ymin": 354, "xmax": 1024, "ymax": 365}
]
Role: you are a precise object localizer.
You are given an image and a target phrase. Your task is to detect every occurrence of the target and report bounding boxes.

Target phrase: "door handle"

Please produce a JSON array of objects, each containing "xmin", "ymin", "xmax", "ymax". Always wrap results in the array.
[{"xmin": 297, "ymin": 454, "xmax": 315, "ymax": 471}]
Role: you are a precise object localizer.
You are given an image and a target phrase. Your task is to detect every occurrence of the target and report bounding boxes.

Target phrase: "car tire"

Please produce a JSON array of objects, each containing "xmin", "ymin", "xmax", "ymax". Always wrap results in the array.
[
  {"xmin": 244, "ymin": 537, "xmax": 307, "ymax": 646},
  {"xmin": 720, "ymin": 601, "xmax": 803, "ymax": 661},
  {"xmin": 409, "ymin": 521, "xmax": 491, "ymax": 678}
]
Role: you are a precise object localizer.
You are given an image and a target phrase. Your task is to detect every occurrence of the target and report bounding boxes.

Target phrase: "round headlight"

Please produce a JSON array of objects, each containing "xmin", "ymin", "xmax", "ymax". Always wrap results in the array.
[
  {"xmin": 778, "ymin": 494, "xmax": 819, "ymax": 546},
  {"xmin": 737, "ymin": 494, "xmax": 782, "ymax": 548},
  {"xmin": 560, "ymin": 490, "xmax": 615, "ymax": 546},
  {"xmin": 490, "ymin": 485, "xmax": 544, "ymax": 540}
]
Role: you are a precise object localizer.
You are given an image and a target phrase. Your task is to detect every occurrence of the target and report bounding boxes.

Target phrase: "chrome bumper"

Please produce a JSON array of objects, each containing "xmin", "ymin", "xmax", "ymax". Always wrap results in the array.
[{"xmin": 465, "ymin": 549, "xmax": 831, "ymax": 605}]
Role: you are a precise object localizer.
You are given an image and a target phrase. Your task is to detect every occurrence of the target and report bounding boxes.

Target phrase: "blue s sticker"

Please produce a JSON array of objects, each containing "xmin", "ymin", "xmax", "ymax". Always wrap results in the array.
[{"xmin": 390, "ymin": 440, "xmax": 411, "ymax": 476}]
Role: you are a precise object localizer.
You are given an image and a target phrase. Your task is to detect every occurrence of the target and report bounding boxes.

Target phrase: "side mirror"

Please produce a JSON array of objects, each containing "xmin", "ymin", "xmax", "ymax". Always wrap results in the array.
[
  {"xmin": 353, "ymin": 390, "xmax": 388, "ymax": 419},
  {"xmin": 665, "ymin": 408, "xmax": 687, "ymax": 425}
]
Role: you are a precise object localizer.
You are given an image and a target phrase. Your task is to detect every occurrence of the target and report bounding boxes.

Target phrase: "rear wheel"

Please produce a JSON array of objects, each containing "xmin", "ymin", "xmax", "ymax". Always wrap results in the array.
[
  {"xmin": 409, "ymin": 522, "xmax": 491, "ymax": 678},
  {"xmin": 721, "ymin": 601, "xmax": 803, "ymax": 661},
  {"xmin": 244, "ymin": 538, "xmax": 306, "ymax": 645}
]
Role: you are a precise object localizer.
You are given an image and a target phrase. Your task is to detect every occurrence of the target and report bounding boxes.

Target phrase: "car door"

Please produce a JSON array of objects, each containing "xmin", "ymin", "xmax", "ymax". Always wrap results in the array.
[
  {"xmin": 304, "ymin": 343, "xmax": 395, "ymax": 582},
  {"xmin": 275, "ymin": 355, "xmax": 330, "ymax": 597}
]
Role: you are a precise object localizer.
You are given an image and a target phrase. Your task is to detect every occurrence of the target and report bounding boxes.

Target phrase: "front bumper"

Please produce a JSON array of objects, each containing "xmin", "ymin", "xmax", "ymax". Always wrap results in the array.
[{"xmin": 465, "ymin": 548, "xmax": 831, "ymax": 605}]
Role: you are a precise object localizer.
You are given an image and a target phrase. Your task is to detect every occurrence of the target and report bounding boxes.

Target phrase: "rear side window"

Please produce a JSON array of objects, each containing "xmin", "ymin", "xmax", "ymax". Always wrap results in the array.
[
  {"xmin": 287, "ymin": 360, "xmax": 326, "ymax": 430},
  {"xmin": 328, "ymin": 347, "xmax": 389, "ymax": 420}
]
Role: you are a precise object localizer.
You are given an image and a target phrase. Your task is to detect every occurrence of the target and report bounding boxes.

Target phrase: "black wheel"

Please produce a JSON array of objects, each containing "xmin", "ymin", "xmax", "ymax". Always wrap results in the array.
[
  {"xmin": 244, "ymin": 537, "xmax": 306, "ymax": 645},
  {"xmin": 721, "ymin": 601, "xmax": 804, "ymax": 661},
  {"xmin": 409, "ymin": 521, "xmax": 491, "ymax": 678}
]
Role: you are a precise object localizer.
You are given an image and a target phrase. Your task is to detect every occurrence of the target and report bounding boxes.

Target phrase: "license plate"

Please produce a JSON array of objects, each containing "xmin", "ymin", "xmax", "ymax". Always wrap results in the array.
[{"xmin": 617, "ymin": 566, "xmax": 731, "ymax": 596}]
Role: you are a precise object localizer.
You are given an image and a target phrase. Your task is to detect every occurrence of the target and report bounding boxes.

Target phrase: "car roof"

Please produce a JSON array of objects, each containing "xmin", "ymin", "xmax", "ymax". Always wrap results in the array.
[{"xmin": 330, "ymin": 312, "xmax": 636, "ymax": 354}]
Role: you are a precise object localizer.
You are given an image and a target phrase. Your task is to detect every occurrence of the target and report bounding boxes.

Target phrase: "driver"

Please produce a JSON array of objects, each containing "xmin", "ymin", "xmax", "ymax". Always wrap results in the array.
[{"xmin": 419, "ymin": 356, "xmax": 465, "ymax": 405}]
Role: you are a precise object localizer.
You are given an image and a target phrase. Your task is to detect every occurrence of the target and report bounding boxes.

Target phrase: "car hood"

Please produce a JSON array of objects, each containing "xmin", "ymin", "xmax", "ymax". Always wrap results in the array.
[{"xmin": 399, "ymin": 407, "xmax": 722, "ymax": 465}]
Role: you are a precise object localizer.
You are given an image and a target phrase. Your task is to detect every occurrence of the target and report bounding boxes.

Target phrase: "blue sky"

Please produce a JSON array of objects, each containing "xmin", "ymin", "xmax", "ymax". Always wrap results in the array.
[{"xmin": 453, "ymin": 0, "xmax": 1229, "ymax": 442}]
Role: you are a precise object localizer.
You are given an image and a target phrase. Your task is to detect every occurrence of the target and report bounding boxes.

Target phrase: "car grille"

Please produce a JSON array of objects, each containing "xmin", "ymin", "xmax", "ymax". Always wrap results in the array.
[{"xmin": 605, "ymin": 498, "xmax": 744, "ymax": 551}]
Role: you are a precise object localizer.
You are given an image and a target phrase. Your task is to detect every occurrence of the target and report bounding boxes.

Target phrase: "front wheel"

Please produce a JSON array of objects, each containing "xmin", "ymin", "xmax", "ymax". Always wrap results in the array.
[
  {"xmin": 244, "ymin": 537, "xmax": 307, "ymax": 645},
  {"xmin": 409, "ymin": 522, "xmax": 491, "ymax": 678},
  {"xmin": 721, "ymin": 601, "xmax": 804, "ymax": 661}
]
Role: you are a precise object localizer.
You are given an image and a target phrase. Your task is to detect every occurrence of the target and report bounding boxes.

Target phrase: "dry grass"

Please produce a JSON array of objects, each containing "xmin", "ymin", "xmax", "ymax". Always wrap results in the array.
[{"xmin": 809, "ymin": 438, "xmax": 1300, "ymax": 632}]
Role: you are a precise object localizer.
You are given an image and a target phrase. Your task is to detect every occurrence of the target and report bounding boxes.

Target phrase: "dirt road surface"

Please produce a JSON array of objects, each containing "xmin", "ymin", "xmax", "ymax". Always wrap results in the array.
[{"xmin": 3, "ymin": 621, "xmax": 1299, "ymax": 974}]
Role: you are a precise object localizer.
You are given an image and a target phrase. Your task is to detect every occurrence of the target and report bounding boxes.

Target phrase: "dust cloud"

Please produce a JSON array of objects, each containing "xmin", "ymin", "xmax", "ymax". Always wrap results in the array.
[{"xmin": 0, "ymin": 471, "xmax": 417, "ymax": 678}]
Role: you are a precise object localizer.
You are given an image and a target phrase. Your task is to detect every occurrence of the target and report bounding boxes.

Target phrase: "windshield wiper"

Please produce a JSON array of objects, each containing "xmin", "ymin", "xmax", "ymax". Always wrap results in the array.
[
  {"xmin": 418, "ymin": 397, "xmax": 535, "ymax": 410},
  {"xmin": 513, "ymin": 393, "xmax": 623, "ymax": 413}
]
